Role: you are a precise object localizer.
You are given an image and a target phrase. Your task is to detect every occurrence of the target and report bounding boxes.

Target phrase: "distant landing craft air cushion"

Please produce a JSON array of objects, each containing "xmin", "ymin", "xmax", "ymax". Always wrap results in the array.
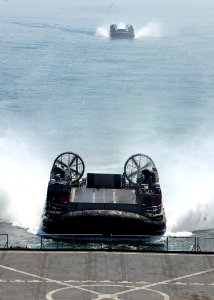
[
  {"xmin": 110, "ymin": 24, "xmax": 135, "ymax": 39},
  {"xmin": 42, "ymin": 152, "xmax": 166, "ymax": 237}
]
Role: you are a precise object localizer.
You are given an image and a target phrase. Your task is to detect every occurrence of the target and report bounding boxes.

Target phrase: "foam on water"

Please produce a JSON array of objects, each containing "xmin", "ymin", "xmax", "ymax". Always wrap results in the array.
[
  {"xmin": 0, "ymin": 132, "xmax": 48, "ymax": 233},
  {"xmin": 135, "ymin": 22, "xmax": 162, "ymax": 39},
  {"xmin": 160, "ymin": 135, "xmax": 214, "ymax": 233},
  {"xmin": 166, "ymin": 231, "xmax": 193, "ymax": 238},
  {"xmin": 96, "ymin": 26, "xmax": 109, "ymax": 38}
]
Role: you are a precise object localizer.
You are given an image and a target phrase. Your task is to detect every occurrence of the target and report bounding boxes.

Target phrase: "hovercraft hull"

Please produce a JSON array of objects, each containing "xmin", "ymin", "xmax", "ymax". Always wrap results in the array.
[
  {"xmin": 43, "ymin": 209, "xmax": 166, "ymax": 236},
  {"xmin": 41, "ymin": 152, "xmax": 167, "ymax": 239}
]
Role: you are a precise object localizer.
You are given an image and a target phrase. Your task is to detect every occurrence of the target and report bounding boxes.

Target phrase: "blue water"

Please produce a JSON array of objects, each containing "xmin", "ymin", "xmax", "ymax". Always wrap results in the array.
[{"xmin": 0, "ymin": 0, "xmax": 214, "ymax": 246}]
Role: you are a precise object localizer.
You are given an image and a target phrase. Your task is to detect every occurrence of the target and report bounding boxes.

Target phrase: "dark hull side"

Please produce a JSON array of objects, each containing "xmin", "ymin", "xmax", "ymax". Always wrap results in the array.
[
  {"xmin": 110, "ymin": 33, "xmax": 135, "ymax": 39},
  {"xmin": 43, "ymin": 210, "xmax": 166, "ymax": 236}
]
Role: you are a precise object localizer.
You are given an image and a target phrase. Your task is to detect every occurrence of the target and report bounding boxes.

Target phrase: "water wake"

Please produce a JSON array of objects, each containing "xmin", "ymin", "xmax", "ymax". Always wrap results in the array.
[
  {"xmin": 161, "ymin": 135, "xmax": 214, "ymax": 233},
  {"xmin": 96, "ymin": 26, "xmax": 109, "ymax": 38},
  {"xmin": 166, "ymin": 231, "xmax": 193, "ymax": 237},
  {"xmin": 135, "ymin": 21, "xmax": 162, "ymax": 39},
  {"xmin": 0, "ymin": 132, "xmax": 48, "ymax": 233}
]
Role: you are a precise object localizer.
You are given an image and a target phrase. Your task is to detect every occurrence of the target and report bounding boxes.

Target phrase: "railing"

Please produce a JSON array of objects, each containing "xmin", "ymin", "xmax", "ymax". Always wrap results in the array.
[{"xmin": 1, "ymin": 233, "xmax": 214, "ymax": 252}]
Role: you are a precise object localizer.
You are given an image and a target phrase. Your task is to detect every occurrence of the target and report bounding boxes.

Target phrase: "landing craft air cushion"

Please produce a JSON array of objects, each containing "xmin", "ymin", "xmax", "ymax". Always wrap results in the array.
[
  {"xmin": 110, "ymin": 24, "xmax": 135, "ymax": 39},
  {"xmin": 42, "ymin": 152, "xmax": 166, "ymax": 237}
]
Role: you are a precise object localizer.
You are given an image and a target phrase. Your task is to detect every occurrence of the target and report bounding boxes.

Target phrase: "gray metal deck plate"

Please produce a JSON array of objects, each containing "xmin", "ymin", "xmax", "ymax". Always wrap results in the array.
[
  {"xmin": 0, "ymin": 251, "xmax": 214, "ymax": 299},
  {"xmin": 70, "ymin": 187, "xmax": 136, "ymax": 204}
]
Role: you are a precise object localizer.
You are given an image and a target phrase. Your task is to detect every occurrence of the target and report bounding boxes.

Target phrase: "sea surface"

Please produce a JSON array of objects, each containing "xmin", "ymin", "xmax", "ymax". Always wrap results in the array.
[{"xmin": 0, "ymin": 0, "xmax": 214, "ymax": 249}]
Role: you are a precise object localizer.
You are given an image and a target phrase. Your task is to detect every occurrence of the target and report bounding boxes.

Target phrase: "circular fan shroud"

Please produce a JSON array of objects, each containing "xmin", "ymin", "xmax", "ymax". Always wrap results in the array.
[
  {"xmin": 124, "ymin": 153, "xmax": 156, "ymax": 185},
  {"xmin": 52, "ymin": 152, "xmax": 85, "ymax": 183}
]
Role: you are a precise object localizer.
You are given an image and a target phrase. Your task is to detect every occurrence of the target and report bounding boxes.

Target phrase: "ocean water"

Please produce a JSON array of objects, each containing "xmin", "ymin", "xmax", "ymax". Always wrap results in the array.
[{"xmin": 0, "ymin": 0, "xmax": 214, "ymax": 247}]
